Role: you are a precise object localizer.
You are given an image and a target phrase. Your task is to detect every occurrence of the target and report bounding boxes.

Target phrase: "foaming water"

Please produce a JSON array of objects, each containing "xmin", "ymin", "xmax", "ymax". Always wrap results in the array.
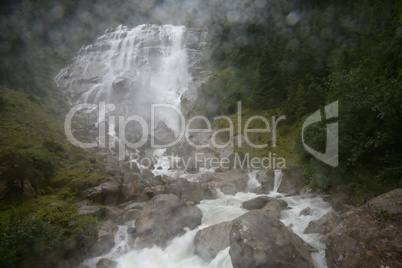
[{"xmin": 81, "ymin": 177, "xmax": 330, "ymax": 268}]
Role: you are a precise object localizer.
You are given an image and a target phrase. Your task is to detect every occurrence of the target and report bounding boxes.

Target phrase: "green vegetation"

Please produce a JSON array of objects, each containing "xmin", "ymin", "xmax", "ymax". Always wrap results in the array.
[
  {"xmin": 198, "ymin": 0, "xmax": 402, "ymax": 198},
  {"xmin": 0, "ymin": 87, "xmax": 105, "ymax": 267}
]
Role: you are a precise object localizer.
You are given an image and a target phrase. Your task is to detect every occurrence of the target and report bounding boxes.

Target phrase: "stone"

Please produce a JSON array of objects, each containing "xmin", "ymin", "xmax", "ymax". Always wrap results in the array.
[
  {"xmin": 135, "ymin": 194, "xmax": 203, "ymax": 247},
  {"xmin": 152, "ymin": 120, "xmax": 176, "ymax": 147},
  {"xmin": 116, "ymin": 208, "xmax": 141, "ymax": 225},
  {"xmin": 103, "ymin": 206, "xmax": 123, "ymax": 220},
  {"xmin": 229, "ymin": 211, "xmax": 314, "ymax": 268},
  {"xmin": 242, "ymin": 196, "xmax": 288, "ymax": 212},
  {"xmin": 194, "ymin": 221, "xmax": 233, "ymax": 261},
  {"xmin": 77, "ymin": 204, "xmax": 102, "ymax": 216},
  {"xmin": 242, "ymin": 196, "xmax": 278, "ymax": 210},
  {"xmin": 323, "ymin": 189, "xmax": 402, "ymax": 268},
  {"xmin": 81, "ymin": 177, "xmax": 121, "ymax": 205},
  {"xmin": 168, "ymin": 178, "xmax": 217, "ymax": 203},
  {"xmin": 120, "ymin": 174, "xmax": 151, "ymax": 203},
  {"xmin": 92, "ymin": 220, "xmax": 118, "ymax": 256},
  {"xmin": 300, "ymin": 207, "xmax": 311, "ymax": 216},
  {"xmin": 206, "ymin": 169, "xmax": 250, "ymax": 195},
  {"xmin": 96, "ymin": 258, "xmax": 118, "ymax": 268},
  {"xmin": 304, "ymin": 211, "xmax": 339, "ymax": 234},
  {"xmin": 112, "ymin": 76, "xmax": 131, "ymax": 93}
]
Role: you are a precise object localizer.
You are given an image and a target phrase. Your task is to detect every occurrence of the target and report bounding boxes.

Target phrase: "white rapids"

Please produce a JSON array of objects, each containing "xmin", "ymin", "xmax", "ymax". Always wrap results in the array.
[{"xmin": 80, "ymin": 168, "xmax": 331, "ymax": 268}]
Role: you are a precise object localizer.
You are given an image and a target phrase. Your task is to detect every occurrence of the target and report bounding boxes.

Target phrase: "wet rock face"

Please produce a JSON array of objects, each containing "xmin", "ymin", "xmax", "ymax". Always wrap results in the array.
[
  {"xmin": 135, "ymin": 194, "xmax": 203, "ymax": 248},
  {"xmin": 194, "ymin": 221, "xmax": 233, "ymax": 261},
  {"xmin": 323, "ymin": 188, "xmax": 402, "ymax": 268},
  {"xmin": 229, "ymin": 211, "xmax": 314, "ymax": 268},
  {"xmin": 304, "ymin": 211, "xmax": 339, "ymax": 235}
]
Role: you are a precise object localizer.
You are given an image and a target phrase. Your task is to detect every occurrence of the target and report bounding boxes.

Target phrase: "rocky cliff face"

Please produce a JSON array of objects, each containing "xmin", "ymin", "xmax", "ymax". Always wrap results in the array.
[{"xmin": 323, "ymin": 188, "xmax": 402, "ymax": 268}]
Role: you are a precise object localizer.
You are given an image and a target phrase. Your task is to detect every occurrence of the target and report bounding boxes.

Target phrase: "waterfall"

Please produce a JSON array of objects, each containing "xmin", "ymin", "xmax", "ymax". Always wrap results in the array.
[
  {"xmin": 247, "ymin": 170, "xmax": 261, "ymax": 191},
  {"xmin": 58, "ymin": 24, "xmax": 330, "ymax": 268},
  {"xmin": 273, "ymin": 169, "xmax": 283, "ymax": 193},
  {"xmin": 55, "ymin": 24, "xmax": 193, "ymax": 134}
]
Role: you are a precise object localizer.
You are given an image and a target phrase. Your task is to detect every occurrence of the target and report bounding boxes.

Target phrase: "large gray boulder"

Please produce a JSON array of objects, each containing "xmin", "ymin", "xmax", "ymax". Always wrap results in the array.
[
  {"xmin": 242, "ymin": 196, "xmax": 287, "ymax": 210},
  {"xmin": 229, "ymin": 211, "xmax": 314, "ymax": 268},
  {"xmin": 242, "ymin": 196, "xmax": 288, "ymax": 219},
  {"xmin": 168, "ymin": 178, "xmax": 217, "ymax": 203},
  {"xmin": 135, "ymin": 194, "xmax": 203, "ymax": 247},
  {"xmin": 323, "ymin": 188, "xmax": 402, "ymax": 268},
  {"xmin": 152, "ymin": 120, "xmax": 176, "ymax": 147},
  {"xmin": 120, "ymin": 173, "xmax": 151, "ymax": 203},
  {"xmin": 194, "ymin": 221, "xmax": 233, "ymax": 261}
]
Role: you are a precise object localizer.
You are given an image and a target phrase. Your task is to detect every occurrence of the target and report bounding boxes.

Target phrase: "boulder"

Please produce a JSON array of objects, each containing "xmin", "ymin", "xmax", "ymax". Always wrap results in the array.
[
  {"xmin": 120, "ymin": 174, "xmax": 151, "ymax": 203},
  {"xmin": 76, "ymin": 201, "xmax": 102, "ymax": 216},
  {"xmin": 242, "ymin": 196, "xmax": 287, "ymax": 210},
  {"xmin": 182, "ymin": 154, "xmax": 200, "ymax": 173},
  {"xmin": 103, "ymin": 206, "xmax": 123, "ymax": 220},
  {"xmin": 112, "ymin": 76, "xmax": 131, "ymax": 93},
  {"xmin": 241, "ymin": 196, "xmax": 288, "ymax": 218},
  {"xmin": 96, "ymin": 258, "xmax": 118, "ymax": 268},
  {"xmin": 152, "ymin": 120, "xmax": 176, "ymax": 147},
  {"xmin": 116, "ymin": 208, "xmax": 141, "ymax": 225},
  {"xmin": 105, "ymin": 155, "xmax": 123, "ymax": 176},
  {"xmin": 261, "ymin": 201, "xmax": 286, "ymax": 219},
  {"xmin": 135, "ymin": 194, "xmax": 203, "ymax": 247},
  {"xmin": 194, "ymin": 221, "xmax": 233, "ymax": 261},
  {"xmin": 323, "ymin": 189, "xmax": 402, "ymax": 268},
  {"xmin": 168, "ymin": 178, "xmax": 217, "ymax": 203},
  {"xmin": 304, "ymin": 211, "xmax": 338, "ymax": 234},
  {"xmin": 122, "ymin": 201, "xmax": 146, "ymax": 211},
  {"xmin": 92, "ymin": 220, "xmax": 118, "ymax": 256},
  {"xmin": 199, "ymin": 172, "xmax": 217, "ymax": 183},
  {"xmin": 300, "ymin": 207, "xmax": 311, "ymax": 216},
  {"xmin": 81, "ymin": 177, "xmax": 121, "ymax": 205},
  {"xmin": 207, "ymin": 169, "xmax": 249, "ymax": 194},
  {"xmin": 229, "ymin": 211, "xmax": 314, "ymax": 268}
]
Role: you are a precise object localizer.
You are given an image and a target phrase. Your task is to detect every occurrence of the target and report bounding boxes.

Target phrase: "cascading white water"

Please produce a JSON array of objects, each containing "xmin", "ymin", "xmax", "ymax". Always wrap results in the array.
[
  {"xmin": 55, "ymin": 24, "xmax": 191, "ymax": 134},
  {"xmin": 273, "ymin": 169, "xmax": 283, "ymax": 192},
  {"xmin": 80, "ymin": 170, "xmax": 330, "ymax": 268},
  {"xmin": 246, "ymin": 170, "xmax": 261, "ymax": 191}
]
